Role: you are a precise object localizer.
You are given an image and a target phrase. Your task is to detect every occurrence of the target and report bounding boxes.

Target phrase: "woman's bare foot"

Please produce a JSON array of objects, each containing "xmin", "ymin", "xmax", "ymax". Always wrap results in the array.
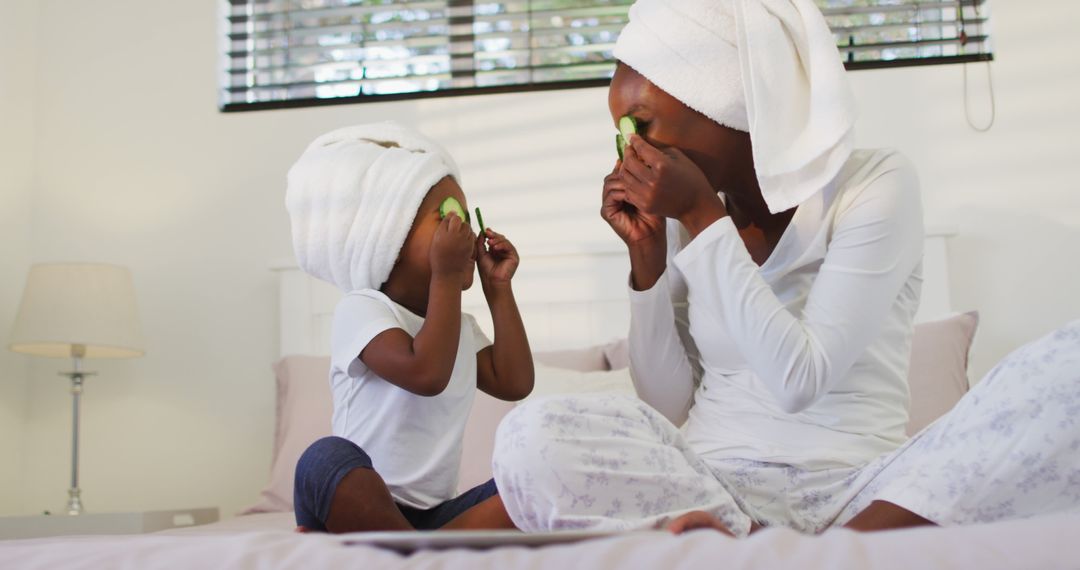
[
  {"xmin": 843, "ymin": 500, "xmax": 935, "ymax": 532},
  {"xmin": 667, "ymin": 501, "xmax": 934, "ymax": 536},
  {"xmin": 667, "ymin": 511, "xmax": 735, "ymax": 536},
  {"xmin": 295, "ymin": 526, "xmax": 310, "ymax": 533}
]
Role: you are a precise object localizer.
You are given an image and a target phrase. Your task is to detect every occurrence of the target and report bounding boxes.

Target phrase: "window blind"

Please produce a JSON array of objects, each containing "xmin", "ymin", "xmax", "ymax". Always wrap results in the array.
[{"xmin": 221, "ymin": 0, "xmax": 992, "ymax": 111}]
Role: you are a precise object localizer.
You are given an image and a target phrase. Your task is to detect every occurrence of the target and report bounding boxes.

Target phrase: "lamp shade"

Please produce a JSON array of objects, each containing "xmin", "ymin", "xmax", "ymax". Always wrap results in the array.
[{"xmin": 8, "ymin": 263, "xmax": 145, "ymax": 359}]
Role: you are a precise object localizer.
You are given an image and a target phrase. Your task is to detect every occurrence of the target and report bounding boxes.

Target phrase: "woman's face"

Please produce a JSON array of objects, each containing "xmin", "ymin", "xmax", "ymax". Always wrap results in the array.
[{"xmin": 607, "ymin": 63, "xmax": 755, "ymax": 197}]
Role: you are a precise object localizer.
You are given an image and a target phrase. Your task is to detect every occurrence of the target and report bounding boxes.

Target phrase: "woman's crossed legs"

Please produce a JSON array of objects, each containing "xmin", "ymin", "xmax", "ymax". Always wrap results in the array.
[{"xmin": 495, "ymin": 322, "xmax": 1080, "ymax": 536}]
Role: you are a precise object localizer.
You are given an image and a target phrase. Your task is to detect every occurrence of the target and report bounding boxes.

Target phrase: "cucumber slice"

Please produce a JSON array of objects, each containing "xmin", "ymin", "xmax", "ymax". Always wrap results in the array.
[
  {"xmin": 615, "ymin": 115, "xmax": 637, "ymax": 160},
  {"xmin": 475, "ymin": 207, "xmax": 486, "ymax": 235},
  {"xmin": 439, "ymin": 196, "xmax": 471, "ymax": 225},
  {"xmin": 619, "ymin": 115, "xmax": 638, "ymax": 140}
]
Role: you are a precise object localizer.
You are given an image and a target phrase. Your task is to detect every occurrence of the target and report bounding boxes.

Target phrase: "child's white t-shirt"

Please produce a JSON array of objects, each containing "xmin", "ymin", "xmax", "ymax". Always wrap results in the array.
[{"xmin": 329, "ymin": 289, "xmax": 492, "ymax": 509}]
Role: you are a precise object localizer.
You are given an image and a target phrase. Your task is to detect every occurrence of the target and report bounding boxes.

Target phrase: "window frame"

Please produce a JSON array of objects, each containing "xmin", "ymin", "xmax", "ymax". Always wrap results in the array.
[{"xmin": 219, "ymin": 1, "xmax": 993, "ymax": 113}]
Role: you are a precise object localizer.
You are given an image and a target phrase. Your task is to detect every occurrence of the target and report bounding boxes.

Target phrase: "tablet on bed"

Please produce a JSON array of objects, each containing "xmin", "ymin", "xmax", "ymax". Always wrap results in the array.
[{"xmin": 341, "ymin": 529, "xmax": 665, "ymax": 553}]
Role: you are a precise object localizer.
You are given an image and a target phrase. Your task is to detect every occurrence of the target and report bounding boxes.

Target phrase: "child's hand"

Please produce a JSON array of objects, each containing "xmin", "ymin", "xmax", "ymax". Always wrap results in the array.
[
  {"xmin": 430, "ymin": 213, "xmax": 476, "ymax": 281},
  {"xmin": 476, "ymin": 228, "xmax": 519, "ymax": 288}
]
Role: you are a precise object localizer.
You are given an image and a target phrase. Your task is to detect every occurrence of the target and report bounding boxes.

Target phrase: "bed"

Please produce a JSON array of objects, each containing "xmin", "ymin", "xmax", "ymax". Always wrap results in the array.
[
  {"xmin": 3, "ymin": 231, "xmax": 1079, "ymax": 569},
  {"xmin": 2, "ymin": 512, "xmax": 1078, "ymax": 569}
]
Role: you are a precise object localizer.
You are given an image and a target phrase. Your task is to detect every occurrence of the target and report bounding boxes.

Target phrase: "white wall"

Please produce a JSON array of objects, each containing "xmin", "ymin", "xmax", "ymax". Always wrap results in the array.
[
  {"xmin": 0, "ymin": 0, "xmax": 37, "ymax": 515},
  {"xmin": 8, "ymin": 0, "xmax": 1079, "ymax": 518},
  {"xmin": 850, "ymin": 1, "xmax": 1080, "ymax": 379},
  {"xmin": 19, "ymin": 0, "xmax": 616, "ymax": 519}
]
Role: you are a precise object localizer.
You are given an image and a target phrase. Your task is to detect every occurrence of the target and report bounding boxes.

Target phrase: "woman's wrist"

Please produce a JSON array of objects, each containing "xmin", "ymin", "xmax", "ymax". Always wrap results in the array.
[
  {"xmin": 628, "ymin": 239, "xmax": 666, "ymax": 291},
  {"xmin": 678, "ymin": 193, "xmax": 728, "ymax": 239}
]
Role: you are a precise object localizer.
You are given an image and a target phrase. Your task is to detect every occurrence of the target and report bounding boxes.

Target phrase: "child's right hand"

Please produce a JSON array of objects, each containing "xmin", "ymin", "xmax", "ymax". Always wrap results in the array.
[{"xmin": 430, "ymin": 213, "xmax": 476, "ymax": 280}]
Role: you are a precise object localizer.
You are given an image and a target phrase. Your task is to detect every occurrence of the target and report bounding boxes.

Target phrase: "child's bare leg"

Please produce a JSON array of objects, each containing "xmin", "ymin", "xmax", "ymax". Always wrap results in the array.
[
  {"xmin": 843, "ymin": 500, "xmax": 934, "ymax": 532},
  {"xmin": 323, "ymin": 467, "xmax": 414, "ymax": 533},
  {"xmin": 440, "ymin": 495, "xmax": 517, "ymax": 530}
]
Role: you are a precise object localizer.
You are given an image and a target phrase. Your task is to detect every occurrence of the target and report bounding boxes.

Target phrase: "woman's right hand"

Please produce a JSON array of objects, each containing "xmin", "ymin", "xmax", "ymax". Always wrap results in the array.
[
  {"xmin": 430, "ymin": 213, "xmax": 476, "ymax": 281},
  {"xmin": 602, "ymin": 162, "xmax": 666, "ymax": 248},
  {"xmin": 603, "ymin": 162, "xmax": 668, "ymax": 290}
]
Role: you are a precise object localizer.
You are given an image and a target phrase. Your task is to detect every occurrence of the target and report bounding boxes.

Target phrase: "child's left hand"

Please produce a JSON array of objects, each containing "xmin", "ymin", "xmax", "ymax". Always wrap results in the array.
[{"xmin": 476, "ymin": 228, "xmax": 519, "ymax": 288}]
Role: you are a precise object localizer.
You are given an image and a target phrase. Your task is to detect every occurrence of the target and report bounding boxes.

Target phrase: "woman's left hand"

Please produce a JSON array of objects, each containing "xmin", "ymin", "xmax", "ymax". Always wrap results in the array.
[
  {"xmin": 620, "ymin": 135, "xmax": 727, "ymax": 223},
  {"xmin": 476, "ymin": 228, "xmax": 519, "ymax": 289}
]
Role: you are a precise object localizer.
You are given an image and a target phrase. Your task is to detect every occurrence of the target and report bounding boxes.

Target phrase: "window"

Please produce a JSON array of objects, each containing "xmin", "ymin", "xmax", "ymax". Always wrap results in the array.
[
  {"xmin": 824, "ymin": 0, "xmax": 992, "ymax": 69},
  {"xmin": 221, "ymin": 0, "xmax": 992, "ymax": 112}
]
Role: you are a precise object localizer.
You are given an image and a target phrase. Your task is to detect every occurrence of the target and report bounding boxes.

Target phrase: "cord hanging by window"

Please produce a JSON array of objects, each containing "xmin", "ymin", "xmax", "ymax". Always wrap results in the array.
[
  {"xmin": 963, "ymin": 60, "xmax": 996, "ymax": 132},
  {"xmin": 957, "ymin": 0, "xmax": 995, "ymax": 132}
]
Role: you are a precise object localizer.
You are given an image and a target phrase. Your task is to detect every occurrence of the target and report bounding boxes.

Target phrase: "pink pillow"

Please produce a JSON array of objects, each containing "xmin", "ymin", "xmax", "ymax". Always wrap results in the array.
[
  {"xmin": 242, "ymin": 356, "xmax": 332, "ymax": 514},
  {"xmin": 243, "ymin": 356, "xmax": 516, "ymax": 513},
  {"xmin": 905, "ymin": 311, "xmax": 979, "ymax": 435},
  {"xmin": 533, "ymin": 344, "xmax": 608, "ymax": 372},
  {"xmin": 458, "ymin": 392, "xmax": 516, "ymax": 492}
]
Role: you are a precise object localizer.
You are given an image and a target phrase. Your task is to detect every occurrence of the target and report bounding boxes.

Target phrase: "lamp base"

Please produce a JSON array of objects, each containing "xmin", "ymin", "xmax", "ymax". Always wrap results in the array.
[
  {"xmin": 67, "ymin": 487, "xmax": 84, "ymax": 516},
  {"xmin": 60, "ymin": 351, "xmax": 94, "ymax": 517}
]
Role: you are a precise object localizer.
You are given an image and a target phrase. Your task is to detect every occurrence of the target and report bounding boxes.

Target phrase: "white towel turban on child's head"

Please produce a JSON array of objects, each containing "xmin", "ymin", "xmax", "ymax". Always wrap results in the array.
[
  {"xmin": 614, "ymin": 0, "xmax": 858, "ymax": 214},
  {"xmin": 286, "ymin": 122, "xmax": 461, "ymax": 292}
]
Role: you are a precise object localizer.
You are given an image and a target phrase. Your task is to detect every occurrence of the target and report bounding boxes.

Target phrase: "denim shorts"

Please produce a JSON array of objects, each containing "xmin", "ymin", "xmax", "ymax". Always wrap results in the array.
[{"xmin": 294, "ymin": 436, "xmax": 498, "ymax": 531}]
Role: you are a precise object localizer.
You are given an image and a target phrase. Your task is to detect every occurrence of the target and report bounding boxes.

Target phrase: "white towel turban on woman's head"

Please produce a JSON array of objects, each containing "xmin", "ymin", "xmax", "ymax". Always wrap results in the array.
[
  {"xmin": 614, "ymin": 0, "xmax": 858, "ymax": 214},
  {"xmin": 286, "ymin": 122, "xmax": 461, "ymax": 292}
]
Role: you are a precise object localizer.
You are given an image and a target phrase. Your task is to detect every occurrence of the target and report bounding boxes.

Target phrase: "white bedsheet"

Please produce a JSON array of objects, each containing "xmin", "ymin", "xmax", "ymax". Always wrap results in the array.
[
  {"xmin": 1, "ymin": 512, "xmax": 1078, "ymax": 569},
  {"xmin": 160, "ymin": 512, "xmax": 296, "ymax": 536}
]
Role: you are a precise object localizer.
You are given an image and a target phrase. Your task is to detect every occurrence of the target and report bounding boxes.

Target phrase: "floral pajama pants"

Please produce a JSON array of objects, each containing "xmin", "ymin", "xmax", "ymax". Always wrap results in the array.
[{"xmin": 492, "ymin": 321, "xmax": 1080, "ymax": 536}]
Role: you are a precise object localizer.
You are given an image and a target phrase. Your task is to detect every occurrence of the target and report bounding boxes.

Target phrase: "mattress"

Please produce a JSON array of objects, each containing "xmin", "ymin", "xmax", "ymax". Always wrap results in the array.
[{"xmin": 1, "ymin": 512, "xmax": 1078, "ymax": 569}]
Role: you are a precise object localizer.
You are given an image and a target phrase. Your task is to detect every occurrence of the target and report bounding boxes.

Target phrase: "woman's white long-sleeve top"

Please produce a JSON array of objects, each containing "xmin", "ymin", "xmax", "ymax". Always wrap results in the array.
[{"xmin": 628, "ymin": 149, "xmax": 924, "ymax": 470}]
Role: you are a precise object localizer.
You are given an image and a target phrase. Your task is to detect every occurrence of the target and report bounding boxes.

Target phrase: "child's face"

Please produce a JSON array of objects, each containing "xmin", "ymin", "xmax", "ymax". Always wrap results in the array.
[{"xmin": 392, "ymin": 176, "xmax": 476, "ymax": 294}]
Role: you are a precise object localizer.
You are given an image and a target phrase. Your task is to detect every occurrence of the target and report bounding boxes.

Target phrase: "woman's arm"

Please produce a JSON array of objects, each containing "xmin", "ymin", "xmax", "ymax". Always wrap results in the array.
[
  {"xmin": 604, "ymin": 164, "xmax": 699, "ymax": 424},
  {"xmin": 673, "ymin": 159, "xmax": 924, "ymax": 413},
  {"xmin": 627, "ymin": 260, "xmax": 701, "ymax": 425}
]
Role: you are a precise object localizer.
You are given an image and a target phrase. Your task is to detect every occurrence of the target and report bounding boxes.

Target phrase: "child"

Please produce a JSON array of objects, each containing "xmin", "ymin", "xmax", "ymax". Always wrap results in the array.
[{"xmin": 285, "ymin": 122, "xmax": 534, "ymax": 533}]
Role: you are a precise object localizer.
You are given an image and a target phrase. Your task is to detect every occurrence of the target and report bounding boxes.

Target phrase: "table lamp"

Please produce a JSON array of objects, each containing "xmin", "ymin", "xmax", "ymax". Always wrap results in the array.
[{"xmin": 7, "ymin": 263, "xmax": 145, "ymax": 515}]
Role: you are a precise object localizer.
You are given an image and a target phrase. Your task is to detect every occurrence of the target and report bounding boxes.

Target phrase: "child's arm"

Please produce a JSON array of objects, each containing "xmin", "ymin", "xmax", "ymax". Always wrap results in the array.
[
  {"xmin": 475, "ymin": 228, "xmax": 535, "ymax": 401},
  {"xmin": 360, "ymin": 215, "xmax": 475, "ymax": 397}
]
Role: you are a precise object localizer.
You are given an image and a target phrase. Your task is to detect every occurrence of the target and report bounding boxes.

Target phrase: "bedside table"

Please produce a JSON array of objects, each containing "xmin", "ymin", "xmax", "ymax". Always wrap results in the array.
[{"xmin": 0, "ymin": 507, "xmax": 220, "ymax": 540}]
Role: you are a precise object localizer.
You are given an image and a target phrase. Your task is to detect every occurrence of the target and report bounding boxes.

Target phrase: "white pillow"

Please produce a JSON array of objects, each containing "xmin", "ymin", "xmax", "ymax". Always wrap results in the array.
[{"xmin": 520, "ymin": 363, "xmax": 637, "ymax": 405}]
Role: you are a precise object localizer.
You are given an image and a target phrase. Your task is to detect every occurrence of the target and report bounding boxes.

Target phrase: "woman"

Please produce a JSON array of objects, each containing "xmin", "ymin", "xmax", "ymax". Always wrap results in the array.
[{"xmin": 492, "ymin": 0, "xmax": 1080, "ymax": 536}]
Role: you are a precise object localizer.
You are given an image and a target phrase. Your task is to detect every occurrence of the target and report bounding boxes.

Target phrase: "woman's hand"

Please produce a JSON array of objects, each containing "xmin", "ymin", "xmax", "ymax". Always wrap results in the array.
[
  {"xmin": 621, "ymin": 135, "xmax": 728, "ymax": 237},
  {"xmin": 602, "ymin": 162, "xmax": 667, "ymax": 247},
  {"xmin": 476, "ymin": 228, "xmax": 519, "ymax": 290},
  {"xmin": 430, "ymin": 213, "xmax": 476, "ymax": 282},
  {"xmin": 603, "ymin": 161, "xmax": 669, "ymax": 290}
]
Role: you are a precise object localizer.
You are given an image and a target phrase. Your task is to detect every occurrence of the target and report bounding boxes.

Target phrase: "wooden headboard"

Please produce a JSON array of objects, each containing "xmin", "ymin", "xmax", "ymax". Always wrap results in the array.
[{"xmin": 271, "ymin": 228, "xmax": 956, "ymax": 358}]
